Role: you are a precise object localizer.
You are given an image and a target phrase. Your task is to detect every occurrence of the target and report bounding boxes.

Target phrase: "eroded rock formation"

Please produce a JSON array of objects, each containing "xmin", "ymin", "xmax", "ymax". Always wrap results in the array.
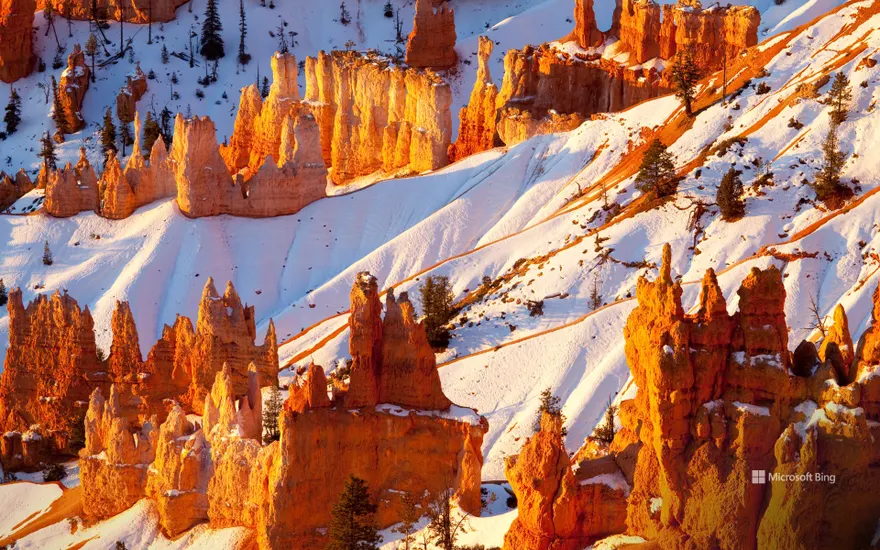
[
  {"xmin": 448, "ymin": 36, "xmax": 498, "ymax": 162},
  {"xmin": 57, "ymin": 44, "xmax": 91, "ymax": 134},
  {"xmin": 38, "ymin": 0, "xmax": 188, "ymax": 23},
  {"xmin": 0, "ymin": 169, "xmax": 34, "ymax": 210},
  {"xmin": 0, "ymin": 278, "xmax": 277, "ymax": 469},
  {"xmin": 503, "ymin": 245, "xmax": 880, "ymax": 549},
  {"xmin": 405, "ymin": 0, "xmax": 457, "ymax": 70},
  {"xmin": 116, "ymin": 63, "xmax": 148, "ymax": 124},
  {"xmin": 45, "ymin": 149, "xmax": 100, "ymax": 217},
  {"xmin": 77, "ymin": 272, "xmax": 487, "ymax": 549},
  {"xmin": 0, "ymin": 0, "xmax": 35, "ymax": 83}
]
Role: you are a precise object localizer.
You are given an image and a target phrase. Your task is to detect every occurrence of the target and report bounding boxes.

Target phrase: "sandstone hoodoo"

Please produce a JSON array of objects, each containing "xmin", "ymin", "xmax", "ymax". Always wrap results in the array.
[
  {"xmin": 38, "ymin": 0, "xmax": 189, "ymax": 23},
  {"xmin": 44, "ymin": 148, "xmax": 100, "ymax": 217},
  {"xmin": 116, "ymin": 63, "xmax": 148, "ymax": 124},
  {"xmin": 448, "ymin": 36, "xmax": 498, "ymax": 162},
  {"xmin": 0, "ymin": 0, "xmax": 35, "ymax": 83},
  {"xmin": 502, "ymin": 245, "xmax": 880, "ymax": 549},
  {"xmin": 75, "ymin": 272, "xmax": 486, "ymax": 549},
  {"xmin": 0, "ymin": 277, "xmax": 277, "ymax": 468},
  {"xmin": 0, "ymin": 169, "xmax": 34, "ymax": 211},
  {"xmin": 405, "ymin": 0, "xmax": 457, "ymax": 70},
  {"xmin": 57, "ymin": 44, "xmax": 91, "ymax": 135}
]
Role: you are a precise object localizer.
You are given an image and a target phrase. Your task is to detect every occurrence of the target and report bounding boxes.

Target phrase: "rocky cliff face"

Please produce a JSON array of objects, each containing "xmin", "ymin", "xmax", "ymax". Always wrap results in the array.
[
  {"xmin": 38, "ymin": 0, "xmax": 188, "ymax": 23},
  {"xmin": 77, "ymin": 272, "xmax": 487, "ymax": 549},
  {"xmin": 405, "ymin": 0, "xmax": 457, "ymax": 70},
  {"xmin": 502, "ymin": 245, "xmax": 880, "ymax": 549},
  {"xmin": 0, "ymin": 169, "xmax": 33, "ymax": 211},
  {"xmin": 0, "ymin": 0, "xmax": 35, "ymax": 83},
  {"xmin": 448, "ymin": 36, "xmax": 498, "ymax": 162},
  {"xmin": 57, "ymin": 44, "xmax": 91, "ymax": 134},
  {"xmin": 0, "ymin": 278, "xmax": 277, "ymax": 469},
  {"xmin": 0, "ymin": 289, "xmax": 107, "ymax": 452}
]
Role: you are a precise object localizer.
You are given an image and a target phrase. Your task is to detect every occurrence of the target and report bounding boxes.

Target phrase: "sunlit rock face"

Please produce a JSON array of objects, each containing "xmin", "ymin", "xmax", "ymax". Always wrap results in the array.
[
  {"xmin": 502, "ymin": 244, "xmax": 880, "ymax": 549},
  {"xmin": 405, "ymin": 0, "xmax": 457, "ymax": 70},
  {"xmin": 0, "ymin": 0, "xmax": 35, "ymax": 83}
]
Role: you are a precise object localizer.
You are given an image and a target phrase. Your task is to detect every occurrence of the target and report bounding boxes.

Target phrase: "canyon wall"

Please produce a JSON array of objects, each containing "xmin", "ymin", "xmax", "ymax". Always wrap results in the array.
[
  {"xmin": 405, "ymin": 0, "xmax": 457, "ymax": 70},
  {"xmin": 0, "ymin": 0, "xmax": 35, "ymax": 83},
  {"xmin": 78, "ymin": 272, "xmax": 487, "ymax": 549},
  {"xmin": 502, "ymin": 245, "xmax": 880, "ymax": 549},
  {"xmin": 0, "ymin": 277, "xmax": 277, "ymax": 467},
  {"xmin": 38, "ymin": 0, "xmax": 188, "ymax": 23}
]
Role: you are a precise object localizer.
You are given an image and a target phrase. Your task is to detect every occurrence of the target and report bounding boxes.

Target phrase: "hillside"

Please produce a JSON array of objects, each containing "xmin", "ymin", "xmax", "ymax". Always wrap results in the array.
[{"xmin": 1, "ymin": 0, "xmax": 878, "ymax": 547}]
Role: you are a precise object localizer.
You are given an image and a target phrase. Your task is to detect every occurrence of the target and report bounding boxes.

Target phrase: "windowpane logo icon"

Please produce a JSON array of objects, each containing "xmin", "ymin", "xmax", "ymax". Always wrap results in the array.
[{"xmin": 751, "ymin": 470, "xmax": 766, "ymax": 484}]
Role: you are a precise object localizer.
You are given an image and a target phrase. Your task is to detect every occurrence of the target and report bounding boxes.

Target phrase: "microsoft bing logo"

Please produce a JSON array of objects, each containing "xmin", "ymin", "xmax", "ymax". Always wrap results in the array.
[{"xmin": 751, "ymin": 470, "xmax": 766, "ymax": 484}]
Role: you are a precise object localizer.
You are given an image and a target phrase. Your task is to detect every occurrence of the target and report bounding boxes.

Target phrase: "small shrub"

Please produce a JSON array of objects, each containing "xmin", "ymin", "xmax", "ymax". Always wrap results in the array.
[
  {"xmin": 526, "ymin": 299, "xmax": 544, "ymax": 317},
  {"xmin": 533, "ymin": 387, "xmax": 566, "ymax": 436},
  {"xmin": 195, "ymin": 88, "xmax": 205, "ymax": 99},
  {"xmin": 787, "ymin": 117, "xmax": 804, "ymax": 130},
  {"xmin": 714, "ymin": 136, "xmax": 747, "ymax": 157},
  {"xmin": 593, "ymin": 396, "xmax": 618, "ymax": 443},
  {"xmin": 756, "ymin": 82, "xmax": 771, "ymax": 95}
]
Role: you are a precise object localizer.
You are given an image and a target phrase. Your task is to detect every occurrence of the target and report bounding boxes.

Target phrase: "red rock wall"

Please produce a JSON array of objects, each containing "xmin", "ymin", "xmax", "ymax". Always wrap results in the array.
[
  {"xmin": 38, "ymin": 0, "xmax": 188, "ymax": 24},
  {"xmin": 0, "ymin": 0, "xmax": 35, "ymax": 83},
  {"xmin": 405, "ymin": 0, "xmax": 457, "ymax": 70}
]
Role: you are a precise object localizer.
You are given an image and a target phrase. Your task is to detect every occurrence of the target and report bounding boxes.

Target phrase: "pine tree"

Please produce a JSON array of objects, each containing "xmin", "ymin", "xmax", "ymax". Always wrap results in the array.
[
  {"xmin": 589, "ymin": 275, "xmax": 602, "ymax": 311},
  {"xmin": 671, "ymin": 46, "xmax": 700, "ymax": 117},
  {"xmin": 85, "ymin": 34, "xmax": 98, "ymax": 82},
  {"xmin": 39, "ymin": 132, "xmax": 57, "ymax": 170},
  {"xmin": 4, "ymin": 88, "xmax": 22, "ymax": 136},
  {"xmin": 143, "ymin": 111, "xmax": 162, "ymax": 158},
  {"xmin": 237, "ymin": 0, "xmax": 250, "ymax": 65},
  {"xmin": 120, "ymin": 120, "xmax": 131, "ymax": 157},
  {"xmin": 260, "ymin": 76, "xmax": 270, "ymax": 98},
  {"xmin": 327, "ymin": 475, "xmax": 382, "ymax": 550},
  {"xmin": 340, "ymin": 2, "xmax": 351, "ymax": 25},
  {"xmin": 262, "ymin": 383, "xmax": 283, "ymax": 444},
  {"xmin": 419, "ymin": 276, "xmax": 454, "ymax": 349},
  {"xmin": 635, "ymin": 139, "xmax": 676, "ymax": 197},
  {"xmin": 161, "ymin": 43, "xmax": 170, "ymax": 64},
  {"xmin": 51, "ymin": 76, "xmax": 68, "ymax": 134},
  {"xmin": 828, "ymin": 71, "xmax": 852, "ymax": 125},
  {"xmin": 0, "ymin": 279, "xmax": 7, "ymax": 307},
  {"xmin": 392, "ymin": 492, "xmax": 419, "ymax": 550},
  {"xmin": 813, "ymin": 124, "xmax": 846, "ymax": 201},
  {"xmin": 44, "ymin": 3, "xmax": 61, "ymax": 50},
  {"xmin": 101, "ymin": 107, "xmax": 118, "ymax": 159},
  {"xmin": 200, "ymin": 0, "xmax": 225, "ymax": 61},
  {"xmin": 383, "ymin": 0, "xmax": 393, "ymax": 18},
  {"xmin": 716, "ymin": 167, "xmax": 745, "ymax": 221},
  {"xmin": 534, "ymin": 387, "xmax": 566, "ymax": 434},
  {"xmin": 593, "ymin": 395, "xmax": 618, "ymax": 444},
  {"xmin": 276, "ymin": 23, "xmax": 289, "ymax": 54},
  {"xmin": 160, "ymin": 106, "xmax": 174, "ymax": 146},
  {"xmin": 118, "ymin": 7, "xmax": 125, "ymax": 56},
  {"xmin": 42, "ymin": 241, "xmax": 54, "ymax": 266}
]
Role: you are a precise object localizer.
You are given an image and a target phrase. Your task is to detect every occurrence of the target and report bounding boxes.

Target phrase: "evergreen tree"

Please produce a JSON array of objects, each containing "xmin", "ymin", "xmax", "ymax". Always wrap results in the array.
[
  {"xmin": 51, "ymin": 76, "xmax": 68, "ymax": 134},
  {"xmin": 635, "ymin": 139, "xmax": 676, "ymax": 197},
  {"xmin": 716, "ymin": 167, "xmax": 745, "ymax": 221},
  {"xmin": 160, "ymin": 106, "xmax": 174, "ymax": 145},
  {"xmin": 0, "ymin": 279, "xmax": 7, "ymax": 307},
  {"xmin": 118, "ymin": 7, "xmax": 125, "ymax": 56},
  {"xmin": 120, "ymin": 120, "xmax": 131, "ymax": 157},
  {"xmin": 813, "ymin": 124, "xmax": 846, "ymax": 201},
  {"xmin": 143, "ymin": 110, "xmax": 162, "ymax": 158},
  {"xmin": 533, "ymin": 387, "xmax": 566, "ymax": 434},
  {"xmin": 260, "ymin": 76, "xmax": 270, "ymax": 98},
  {"xmin": 327, "ymin": 475, "xmax": 382, "ymax": 550},
  {"xmin": 200, "ymin": 0, "xmax": 225, "ymax": 61},
  {"xmin": 44, "ymin": 3, "xmax": 61, "ymax": 50},
  {"xmin": 419, "ymin": 276, "xmax": 454, "ymax": 349},
  {"xmin": 276, "ymin": 23, "xmax": 289, "ymax": 54},
  {"xmin": 101, "ymin": 107, "xmax": 118, "ymax": 159},
  {"xmin": 237, "ymin": 0, "xmax": 250, "ymax": 65},
  {"xmin": 39, "ymin": 131, "xmax": 57, "ymax": 170},
  {"xmin": 383, "ymin": 0, "xmax": 393, "ymax": 18},
  {"xmin": 593, "ymin": 395, "xmax": 618, "ymax": 443},
  {"xmin": 392, "ymin": 492, "xmax": 419, "ymax": 550},
  {"xmin": 161, "ymin": 43, "xmax": 170, "ymax": 64},
  {"xmin": 671, "ymin": 46, "xmax": 700, "ymax": 117},
  {"xmin": 589, "ymin": 275, "xmax": 602, "ymax": 311},
  {"xmin": 828, "ymin": 71, "xmax": 852, "ymax": 125},
  {"xmin": 4, "ymin": 88, "xmax": 22, "ymax": 136},
  {"xmin": 340, "ymin": 2, "xmax": 351, "ymax": 25},
  {"xmin": 42, "ymin": 241, "xmax": 54, "ymax": 266},
  {"xmin": 85, "ymin": 33, "xmax": 98, "ymax": 82},
  {"xmin": 262, "ymin": 383, "xmax": 283, "ymax": 444}
]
